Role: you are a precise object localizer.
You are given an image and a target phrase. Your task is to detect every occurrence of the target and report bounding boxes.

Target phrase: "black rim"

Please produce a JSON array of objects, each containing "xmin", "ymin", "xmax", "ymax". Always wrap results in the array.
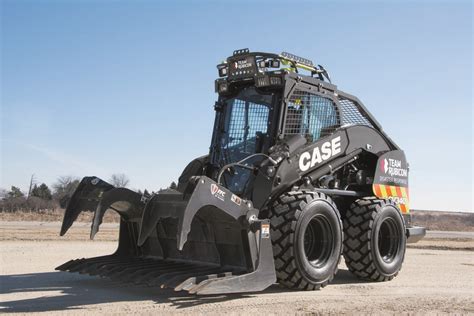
[
  {"xmin": 303, "ymin": 215, "xmax": 333, "ymax": 268},
  {"xmin": 378, "ymin": 217, "xmax": 401, "ymax": 263}
]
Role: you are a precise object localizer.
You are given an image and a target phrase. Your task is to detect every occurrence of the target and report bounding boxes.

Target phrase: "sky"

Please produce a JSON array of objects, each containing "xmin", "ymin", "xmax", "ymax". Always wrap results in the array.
[{"xmin": 1, "ymin": 0, "xmax": 472, "ymax": 212}]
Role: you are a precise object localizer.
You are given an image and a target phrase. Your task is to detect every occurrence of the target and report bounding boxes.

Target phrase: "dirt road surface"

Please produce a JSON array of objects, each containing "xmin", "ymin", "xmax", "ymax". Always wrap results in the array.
[{"xmin": 1, "ymin": 222, "xmax": 473, "ymax": 315}]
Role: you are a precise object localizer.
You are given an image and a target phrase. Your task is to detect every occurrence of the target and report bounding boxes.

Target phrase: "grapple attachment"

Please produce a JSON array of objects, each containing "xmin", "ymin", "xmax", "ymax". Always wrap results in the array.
[{"xmin": 57, "ymin": 176, "xmax": 276, "ymax": 294}]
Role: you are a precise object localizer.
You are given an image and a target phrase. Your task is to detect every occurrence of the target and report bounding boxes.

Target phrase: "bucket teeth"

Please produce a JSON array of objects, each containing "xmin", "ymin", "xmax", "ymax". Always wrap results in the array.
[
  {"xmin": 55, "ymin": 259, "xmax": 83, "ymax": 271},
  {"xmin": 133, "ymin": 263, "xmax": 192, "ymax": 285},
  {"xmin": 119, "ymin": 262, "xmax": 185, "ymax": 283},
  {"xmin": 57, "ymin": 255, "xmax": 241, "ymax": 293},
  {"xmin": 108, "ymin": 261, "xmax": 171, "ymax": 280},
  {"xmin": 163, "ymin": 268, "xmax": 228, "ymax": 289},
  {"xmin": 177, "ymin": 272, "xmax": 233, "ymax": 292}
]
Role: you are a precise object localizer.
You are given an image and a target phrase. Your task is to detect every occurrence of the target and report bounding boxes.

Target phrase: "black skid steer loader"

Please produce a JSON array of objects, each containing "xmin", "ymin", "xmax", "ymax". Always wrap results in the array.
[{"xmin": 57, "ymin": 49, "xmax": 425, "ymax": 294}]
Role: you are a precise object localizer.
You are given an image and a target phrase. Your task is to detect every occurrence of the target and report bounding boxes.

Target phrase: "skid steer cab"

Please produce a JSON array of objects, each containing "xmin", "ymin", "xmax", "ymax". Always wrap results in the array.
[{"xmin": 58, "ymin": 49, "xmax": 425, "ymax": 294}]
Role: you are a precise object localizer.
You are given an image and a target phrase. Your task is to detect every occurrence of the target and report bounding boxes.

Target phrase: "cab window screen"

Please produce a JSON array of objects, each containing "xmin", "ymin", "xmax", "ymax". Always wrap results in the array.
[
  {"xmin": 212, "ymin": 86, "xmax": 273, "ymax": 194},
  {"xmin": 222, "ymin": 99, "xmax": 270, "ymax": 164},
  {"xmin": 285, "ymin": 90, "xmax": 339, "ymax": 141}
]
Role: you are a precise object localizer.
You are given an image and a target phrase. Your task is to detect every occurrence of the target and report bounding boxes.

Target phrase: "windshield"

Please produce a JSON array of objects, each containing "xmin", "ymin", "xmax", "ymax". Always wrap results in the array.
[
  {"xmin": 217, "ymin": 86, "xmax": 273, "ymax": 165},
  {"xmin": 210, "ymin": 86, "xmax": 275, "ymax": 194}
]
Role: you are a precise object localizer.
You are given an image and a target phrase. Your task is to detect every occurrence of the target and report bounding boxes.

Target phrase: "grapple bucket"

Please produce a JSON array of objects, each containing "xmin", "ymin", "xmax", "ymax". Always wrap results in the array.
[{"xmin": 57, "ymin": 176, "xmax": 276, "ymax": 294}]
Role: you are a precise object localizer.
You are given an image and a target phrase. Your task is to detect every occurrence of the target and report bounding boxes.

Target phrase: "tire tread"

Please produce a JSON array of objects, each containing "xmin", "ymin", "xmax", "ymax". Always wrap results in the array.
[
  {"xmin": 342, "ymin": 197, "xmax": 404, "ymax": 281},
  {"xmin": 269, "ymin": 190, "xmax": 342, "ymax": 290}
]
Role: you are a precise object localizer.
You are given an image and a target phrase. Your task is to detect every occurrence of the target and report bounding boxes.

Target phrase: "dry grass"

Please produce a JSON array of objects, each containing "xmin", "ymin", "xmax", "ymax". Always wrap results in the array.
[
  {"xmin": 0, "ymin": 209, "xmax": 120, "ymax": 223},
  {"xmin": 1, "ymin": 208, "xmax": 473, "ymax": 232},
  {"xmin": 411, "ymin": 210, "xmax": 474, "ymax": 232},
  {"xmin": 407, "ymin": 237, "xmax": 474, "ymax": 251},
  {"xmin": 0, "ymin": 223, "xmax": 119, "ymax": 241}
]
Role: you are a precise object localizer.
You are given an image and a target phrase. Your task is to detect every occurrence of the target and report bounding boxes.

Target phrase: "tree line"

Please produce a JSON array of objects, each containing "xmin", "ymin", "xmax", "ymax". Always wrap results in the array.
[
  {"xmin": 1, "ymin": 176, "xmax": 76, "ymax": 212},
  {"xmin": 0, "ymin": 174, "xmax": 178, "ymax": 213}
]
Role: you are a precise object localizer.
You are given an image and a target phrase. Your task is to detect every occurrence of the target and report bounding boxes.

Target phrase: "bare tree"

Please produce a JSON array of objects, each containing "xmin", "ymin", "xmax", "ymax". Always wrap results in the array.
[
  {"xmin": 52, "ymin": 176, "xmax": 80, "ymax": 208},
  {"xmin": 27, "ymin": 174, "xmax": 37, "ymax": 198},
  {"xmin": 53, "ymin": 176, "xmax": 80, "ymax": 194},
  {"xmin": 109, "ymin": 174, "xmax": 130, "ymax": 188}
]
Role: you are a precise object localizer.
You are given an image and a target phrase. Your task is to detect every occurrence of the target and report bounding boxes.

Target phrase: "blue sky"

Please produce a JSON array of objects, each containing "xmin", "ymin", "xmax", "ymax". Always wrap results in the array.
[{"xmin": 1, "ymin": 0, "xmax": 472, "ymax": 211}]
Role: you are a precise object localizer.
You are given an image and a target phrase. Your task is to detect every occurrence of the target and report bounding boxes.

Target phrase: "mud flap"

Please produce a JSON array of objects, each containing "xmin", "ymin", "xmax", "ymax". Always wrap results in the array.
[
  {"xmin": 372, "ymin": 150, "xmax": 410, "ymax": 213},
  {"xmin": 57, "ymin": 176, "xmax": 276, "ymax": 294}
]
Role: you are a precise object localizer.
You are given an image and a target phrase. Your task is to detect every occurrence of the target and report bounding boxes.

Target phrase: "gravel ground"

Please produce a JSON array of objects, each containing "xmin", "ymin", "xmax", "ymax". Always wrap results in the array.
[{"xmin": 1, "ymin": 222, "xmax": 473, "ymax": 315}]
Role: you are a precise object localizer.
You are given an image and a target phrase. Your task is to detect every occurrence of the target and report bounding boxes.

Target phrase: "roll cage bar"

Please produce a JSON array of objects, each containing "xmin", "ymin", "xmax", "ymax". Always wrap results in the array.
[{"xmin": 218, "ymin": 48, "xmax": 332, "ymax": 83}]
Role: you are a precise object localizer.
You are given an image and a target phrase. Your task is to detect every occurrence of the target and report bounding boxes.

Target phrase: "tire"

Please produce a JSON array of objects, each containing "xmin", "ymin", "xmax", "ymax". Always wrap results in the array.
[
  {"xmin": 269, "ymin": 191, "xmax": 343, "ymax": 290},
  {"xmin": 343, "ymin": 198, "xmax": 406, "ymax": 281}
]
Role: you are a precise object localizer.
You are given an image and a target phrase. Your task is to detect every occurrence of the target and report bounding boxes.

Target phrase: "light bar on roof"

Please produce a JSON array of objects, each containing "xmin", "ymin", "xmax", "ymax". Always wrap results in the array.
[{"xmin": 280, "ymin": 52, "xmax": 314, "ymax": 67}]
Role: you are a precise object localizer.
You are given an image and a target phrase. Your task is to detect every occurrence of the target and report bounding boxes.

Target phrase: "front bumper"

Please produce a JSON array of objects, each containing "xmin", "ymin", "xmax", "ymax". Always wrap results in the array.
[{"xmin": 406, "ymin": 226, "xmax": 426, "ymax": 243}]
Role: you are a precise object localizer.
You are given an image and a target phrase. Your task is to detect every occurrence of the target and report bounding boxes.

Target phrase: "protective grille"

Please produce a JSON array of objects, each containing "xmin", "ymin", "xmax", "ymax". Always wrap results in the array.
[
  {"xmin": 221, "ymin": 99, "xmax": 270, "ymax": 164},
  {"xmin": 338, "ymin": 97, "xmax": 373, "ymax": 127},
  {"xmin": 284, "ymin": 90, "xmax": 339, "ymax": 142}
]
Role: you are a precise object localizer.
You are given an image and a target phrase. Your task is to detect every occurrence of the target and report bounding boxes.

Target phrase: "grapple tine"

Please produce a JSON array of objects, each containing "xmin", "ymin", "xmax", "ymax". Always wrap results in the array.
[
  {"xmin": 60, "ymin": 177, "xmax": 113, "ymax": 236},
  {"xmin": 175, "ymin": 277, "xmax": 200, "ymax": 292},
  {"xmin": 107, "ymin": 259, "xmax": 182, "ymax": 280},
  {"xmin": 188, "ymin": 275, "xmax": 236, "ymax": 294},
  {"xmin": 70, "ymin": 256, "xmax": 138, "ymax": 274},
  {"xmin": 55, "ymin": 259, "xmax": 83, "ymax": 271},
  {"xmin": 164, "ymin": 268, "xmax": 229, "ymax": 289},
  {"xmin": 95, "ymin": 259, "xmax": 151, "ymax": 277},
  {"xmin": 90, "ymin": 188, "xmax": 143, "ymax": 239},
  {"xmin": 149, "ymin": 266, "xmax": 224, "ymax": 288},
  {"xmin": 94, "ymin": 262, "xmax": 135, "ymax": 277},
  {"xmin": 144, "ymin": 264, "xmax": 202, "ymax": 286},
  {"xmin": 108, "ymin": 261, "xmax": 166, "ymax": 279},
  {"xmin": 86, "ymin": 257, "xmax": 145, "ymax": 275},
  {"xmin": 116, "ymin": 262, "xmax": 183, "ymax": 283},
  {"xmin": 132, "ymin": 263, "xmax": 193, "ymax": 284},
  {"xmin": 178, "ymin": 272, "xmax": 234, "ymax": 292},
  {"xmin": 71, "ymin": 257, "xmax": 126, "ymax": 274}
]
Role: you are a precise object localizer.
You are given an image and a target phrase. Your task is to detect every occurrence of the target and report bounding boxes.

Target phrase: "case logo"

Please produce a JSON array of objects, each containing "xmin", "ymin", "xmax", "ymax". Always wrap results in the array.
[{"xmin": 299, "ymin": 136, "xmax": 342, "ymax": 172}]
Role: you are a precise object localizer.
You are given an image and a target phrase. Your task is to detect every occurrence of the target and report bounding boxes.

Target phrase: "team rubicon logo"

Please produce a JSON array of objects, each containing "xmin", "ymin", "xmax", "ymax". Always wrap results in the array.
[
  {"xmin": 382, "ymin": 159, "xmax": 389, "ymax": 173},
  {"xmin": 234, "ymin": 59, "xmax": 252, "ymax": 70},
  {"xmin": 381, "ymin": 158, "xmax": 408, "ymax": 177},
  {"xmin": 210, "ymin": 183, "xmax": 226, "ymax": 201},
  {"xmin": 299, "ymin": 136, "xmax": 342, "ymax": 172}
]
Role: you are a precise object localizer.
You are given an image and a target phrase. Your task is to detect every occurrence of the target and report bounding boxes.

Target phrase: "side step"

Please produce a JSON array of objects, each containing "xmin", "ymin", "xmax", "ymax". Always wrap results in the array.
[{"xmin": 56, "ymin": 255, "xmax": 243, "ymax": 294}]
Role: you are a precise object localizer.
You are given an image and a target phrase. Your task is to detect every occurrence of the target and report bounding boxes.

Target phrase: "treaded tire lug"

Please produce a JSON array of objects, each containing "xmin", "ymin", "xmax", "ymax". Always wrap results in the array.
[
  {"xmin": 269, "ymin": 190, "xmax": 343, "ymax": 290},
  {"xmin": 343, "ymin": 197, "xmax": 406, "ymax": 281}
]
